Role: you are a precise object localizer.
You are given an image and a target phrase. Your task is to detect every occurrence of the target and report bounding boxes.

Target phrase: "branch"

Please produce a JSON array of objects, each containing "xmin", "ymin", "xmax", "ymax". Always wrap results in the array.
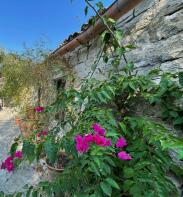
[
  {"xmin": 90, "ymin": 47, "xmax": 104, "ymax": 78},
  {"xmin": 85, "ymin": 0, "xmax": 128, "ymax": 64}
]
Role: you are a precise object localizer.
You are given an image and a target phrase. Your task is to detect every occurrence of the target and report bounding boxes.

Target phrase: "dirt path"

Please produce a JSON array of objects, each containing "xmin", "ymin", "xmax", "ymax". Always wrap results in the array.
[{"xmin": 0, "ymin": 108, "xmax": 41, "ymax": 195}]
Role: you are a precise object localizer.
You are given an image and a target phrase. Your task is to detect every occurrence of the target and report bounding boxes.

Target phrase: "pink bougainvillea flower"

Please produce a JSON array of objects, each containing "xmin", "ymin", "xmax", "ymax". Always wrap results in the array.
[
  {"xmin": 5, "ymin": 156, "xmax": 13, "ymax": 164},
  {"xmin": 93, "ymin": 134, "xmax": 112, "ymax": 147},
  {"xmin": 116, "ymin": 137, "xmax": 127, "ymax": 148},
  {"xmin": 76, "ymin": 142, "xmax": 89, "ymax": 153},
  {"xmin": 92, "ymin": 123, "xmax": 106, "ymax": 136},
  {"xmin": 14, "ymin": 151, "xmax": 23, "ymax": 159},
  {"xmin": 37, "ymin": 132, "xmax": 42, "ymax": 137},
  {"xmin": 105, "ymin": 139, "xmax": 112, "ymax": 146},
  {"xmin": 118, "ymin": 151, "xmax": 132, "ymax": 161},
  {"xmin": 37, "ymin": 130, "xmax": 48, "ymax": 138},
  {"xmin": 84, "ymin": 133, "xmax": 94, "ymax": 143},
  {"xmin": 1, "ymin": 153, "xmax": 23, "ymax": 172},
  {"xmin": 93, "ymin": 134, "xmax": 105, "ymax": 146},
  {"xmin": 0, "ymin": 156, "xmax": 14, "ymax": 172},
  {"xmin": 35, "ymin": 106, "xmax": 44, "ymax": 112},
  {"xmin": 75, "ymin": 135, "xmax": 89, "ymax": 153},
  {"xmin": 42, "ymin": 130, "xmax": 48, "ymax": 136},
  {"xmin": 75, "ymin": 135, "xmax": 83, "ymax": 144},
  {"xmin": 6, "ymin": 162, "xmax": 14, "ymax": 172}
]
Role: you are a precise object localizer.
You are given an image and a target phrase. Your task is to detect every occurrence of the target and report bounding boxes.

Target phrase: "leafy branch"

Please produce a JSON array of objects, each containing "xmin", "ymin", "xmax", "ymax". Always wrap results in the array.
[{"xmin": 85, "ymin": 0, "xmax": 128, "ymax": 64}]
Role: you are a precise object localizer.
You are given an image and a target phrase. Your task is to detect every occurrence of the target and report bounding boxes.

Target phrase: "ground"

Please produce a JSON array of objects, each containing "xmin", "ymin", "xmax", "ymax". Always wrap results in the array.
[{"xmin": 0, "ymin": 108, "xmax": 41, "ymax": 195}]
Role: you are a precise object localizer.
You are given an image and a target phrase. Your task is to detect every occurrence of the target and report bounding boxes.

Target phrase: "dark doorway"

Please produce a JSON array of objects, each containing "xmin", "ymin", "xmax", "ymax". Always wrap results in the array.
[
  {"xmin": 56, "ymin": 78, "xmax": 66, "ymax": 93},
  {"xmin": 54, "ymin": 78, "xmax": 66, "ymax": 120}
]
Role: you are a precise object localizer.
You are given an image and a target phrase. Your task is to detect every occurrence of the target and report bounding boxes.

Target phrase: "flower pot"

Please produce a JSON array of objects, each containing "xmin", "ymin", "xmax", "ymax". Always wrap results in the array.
[
  {"xmin": 15, "ymin": 117, "xmax": 22, "ymax": 126},
  {"xmin": 46, "ymin": 163, "xmax": 65, "ymax": 197},
  {"xmin": 19, "ymin": 121, "xmax": 30, "ymax": 138},
  {"xmin": 47, "ymin": 163, "xmax": 64, "ymax": 182},
  {"xmin": 19, "ymin": 119, "xmax": 38, "ymax": 139},
  {"xmin": 46, "ymin": 152, "xmax": 69, "ymax": 182}
]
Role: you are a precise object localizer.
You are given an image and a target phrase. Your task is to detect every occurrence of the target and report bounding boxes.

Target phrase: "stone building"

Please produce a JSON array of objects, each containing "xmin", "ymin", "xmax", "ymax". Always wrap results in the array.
[
  {"xmin": 50, "ymin": 0, "xmax": 183, "ymax": 88},
  {"xmin": 49, "ymin": 0, "xmax": 183, "ymax": 191}
]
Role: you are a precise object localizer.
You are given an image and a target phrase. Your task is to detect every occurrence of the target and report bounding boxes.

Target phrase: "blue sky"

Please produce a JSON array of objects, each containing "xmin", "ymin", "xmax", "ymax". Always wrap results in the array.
[{"xmin": 0, "ymin": 0, "xmax": 113, "ymax": 53}]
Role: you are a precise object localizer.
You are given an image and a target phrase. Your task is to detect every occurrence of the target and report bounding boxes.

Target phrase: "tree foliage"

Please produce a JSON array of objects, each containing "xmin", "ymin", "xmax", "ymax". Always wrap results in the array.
[{"xmin": 1, "ymin": 42, "xmax": 60, "ymax": 107}]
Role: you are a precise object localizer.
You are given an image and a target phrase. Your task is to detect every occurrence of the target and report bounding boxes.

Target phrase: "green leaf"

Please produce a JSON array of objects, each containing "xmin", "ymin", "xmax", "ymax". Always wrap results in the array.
[
  {"xmin": 123, "ymin": 62, "xmax": 134, "ymax": 74},
  {"xmin": 123, "ymin": 180, "xmax": 134, "ymax": 192},
  {"xmin": 101, "ymin": 90, "xmax": 111, "ymax": 100},
  {"xmin": 101, "ymin": 162, "xmax": 111, "ymax": 174},
  {"xmin": 125, "ymin": 44, "xmax": 136, "ymax": 49},
  {"xmin": 169, "ymin": 111, "xmax": 178, "ymax": 118},
  {"xmin": 107, "ymin": 18, "xmax": 116, "ymax": 24},
  {"xmin": 15, "ymin": 193, "xmax": 22, "ymax": 197},
  {"xmin": 100, "ymin": 182, "xmax": 112, "ymax": 196},
  {"xmin": 116, "ymin": 47, "xmax": 125, "ymax": 56},
  {"xmin": 129, "ymin": 185, "xmax": 142, "ymax": 196},
  {"xmin": 22, "ymin": 140, "xmax": 35, "ymax": 162},
  {"xmin": 123, "ymin": 168, "xmax": 135, "ymax": 178},
  {"xmin": 93, "ymin": 157, "xmax": 100, "ymax": 167},
  {"xmin": 104, "ymin": 156, "xmax": 116, "ymax": 167},
  {"xmin": 90, "ymin": 162, "xmax": 100, "ymax": 176},
  {"xmin": 105, "ymin": 178, "xmax": 120, "ymax": 190},
  {"xmin": 177, "ymin": 150, "xmax": 183, "ymax": 159},
  {"xmin": 35, "ymin": 143, "xmax": 43, "ymax": 162},
  {"xmin": 178, "ymin": 72, "xmax": 183, "ymax": 87},
  {"xmin": 32, "ymin": 191, "xmax": 38, "ymax": 197},
  {"xmin": 114, "ymin": 30, "xmax": 123, "ymax": 41},
  {"xmin": 173, "ymin": 117, "xmax": 183, "ymax": 125},
  {"xmin": 44, "ymin": 141, "xmax": 58, "ymax": 164},
  {"xmin": 96, "ymin": 2, "xmax": 104, "ymax": 10},
  {"xmin": 10, "ymin": 142, "xmax": 18, "ymax": 156},
  {"xmin": 97, "ymin": 92, "xmax": 107, "ymax": 103},
  {"xmin": 129, "ymin": 82, "xmax": 136, "ymax": 90},
  {"xmin": 26, "ymin": 186, "xmax": 33, "ymax": 197},
  {"xmin": 119, "ymin": 122, "xmax": 127, "ymax": 134},
  {"xmin": 84, "ymin": 6, "xmax": 88, "ymax": 16},
  {"xmin": 135, "ymin": 161, "xmax": 151, "ymax": 170},
  {"xmin": 105, "ymin": 85, "xmax": 115, "ymax": 95},
  {"xmin": 101, "ymin": 31, "xmax": 111, "ymax": 43}
]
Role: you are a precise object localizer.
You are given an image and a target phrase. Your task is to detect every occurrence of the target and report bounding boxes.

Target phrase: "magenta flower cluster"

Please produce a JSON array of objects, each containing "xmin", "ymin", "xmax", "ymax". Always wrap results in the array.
[
  {"xmin": 1, "ymin": 151, "xmax": 23, "ymax": 172},
  {"xmin": 75, "ymin": 123, "xmax": 132, "ymax": 161},
  {"xmin": 37, "ymin": 130, "xmax": 48, "ymax": 137},
  {"xmin": 75, "ymin": 123, "xmax": 111, "ymax": 153},
  {"xmin": 35, "ymin": 106, "xmax": 44, "ymax": 113}
]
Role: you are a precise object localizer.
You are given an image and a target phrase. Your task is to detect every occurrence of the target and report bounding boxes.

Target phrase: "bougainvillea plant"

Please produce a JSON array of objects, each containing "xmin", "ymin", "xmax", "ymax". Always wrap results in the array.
[
  {"xmin": 75, "ymin": 123, "xmax": 132, "ymax": 161},
  {"xmin": 4, "ymin": 1, "xmax": 183, "ymax": 197},
  {"xmin": 35, "ymin": 106, "xmax": 45, "ymax": 113},
  {"xmin": 36, "ymin": 130, "xmax": 48, "ymax": 138},
  {"xmin": 0, "ymin": 151, "xmax": 23, "ymax": 172}
]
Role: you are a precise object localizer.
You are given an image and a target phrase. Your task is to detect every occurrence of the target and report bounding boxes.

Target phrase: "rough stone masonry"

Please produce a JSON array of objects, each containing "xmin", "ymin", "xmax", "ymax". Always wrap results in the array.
[{"xmin": 60, "ymin": 0, "xmax": 183, "ymax": 82}]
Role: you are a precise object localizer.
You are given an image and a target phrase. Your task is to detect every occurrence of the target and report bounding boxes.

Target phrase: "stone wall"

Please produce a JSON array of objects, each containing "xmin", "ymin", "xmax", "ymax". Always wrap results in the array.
[
  {"xmin": 57, "ymin": 1, "xmax": 183, "ymax": 191},
  {"xmin": 61, "ymin": 0, "xmax": 183, "ymax": 81}
]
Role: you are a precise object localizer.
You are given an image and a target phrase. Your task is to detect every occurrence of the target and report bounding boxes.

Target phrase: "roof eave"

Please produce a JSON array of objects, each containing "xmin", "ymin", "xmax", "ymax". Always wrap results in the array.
[{"xmin": 51, "ymin": 0, "xmax": 143, "ymax": 57}]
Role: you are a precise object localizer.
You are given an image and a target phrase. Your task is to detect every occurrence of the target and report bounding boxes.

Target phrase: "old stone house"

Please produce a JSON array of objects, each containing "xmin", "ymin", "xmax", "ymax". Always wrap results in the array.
[
  {"xmin": 48, "ymin": 0, "xmax": 183, "ymax": 191},
  {"xmin": 50, "ymin": 0, "xmax": 183, "ymax": 89}
]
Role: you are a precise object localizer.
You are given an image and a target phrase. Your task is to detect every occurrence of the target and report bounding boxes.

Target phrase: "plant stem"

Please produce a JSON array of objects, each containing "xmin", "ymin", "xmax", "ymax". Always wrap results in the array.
[
  {"xmin": 90, "ymin": 47, "xmax": 104, "ymax": 78},
  {"xmin": 85, "ymin": 0, "xmax": 128, "ymax": 64}
]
